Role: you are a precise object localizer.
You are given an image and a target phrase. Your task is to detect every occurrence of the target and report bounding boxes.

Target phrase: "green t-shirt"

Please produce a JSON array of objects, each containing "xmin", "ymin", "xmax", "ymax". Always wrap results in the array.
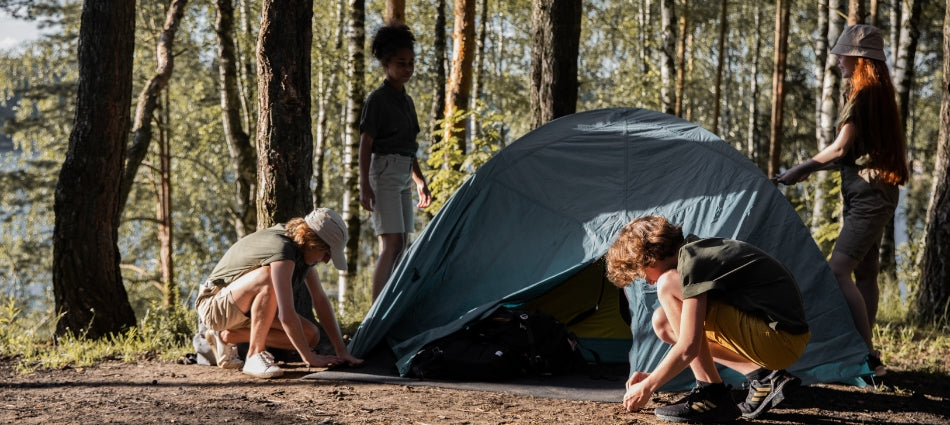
[
  {"xmin": 359, "ymin": 80, "xmax": 420, "ymax": 156},
  {"xmin": 678, "ymin": 235, "xmax": 809, "ymax": 334},
  {"xmin": 205, "ymin": 225, "xmax": 312, "ymax": 289}
]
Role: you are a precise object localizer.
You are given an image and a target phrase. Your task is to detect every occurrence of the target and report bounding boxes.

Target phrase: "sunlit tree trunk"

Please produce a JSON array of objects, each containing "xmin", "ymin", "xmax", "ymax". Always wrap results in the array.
[
  {"xmin": 313, "ymin": 0, "xmax": 346, "ymax": 208},
  {"xmin": 428, "ymin": 0, "xmax": 447, "ymax": 150},
  {"xmin": 385, "ymin": 0, "xmax": 405, "ymax": 25},
  {"xmin": 53, "ymin": 0, "xmax": 137, "ymax": 338},
  {"xmin": 216, "ymin": 0, "xmax": 256, "ymax": 237},
  {"xmin": 768, "ymin": 0, "xmax": 790, "ymax": 177},
  {"xmin": 711, "ymin": 0, "xmax": 727, "ymax": 134},
  {"xmin": 674, "ymin": 0, "xmax": 687, "ymax": 117},
  {"xmin": 156, "ymin": 91, "xmax": 175, "ymax": 307},
  {"xmin": 659, "ymin": 0, "xmax": 676, "ymax": 115},
  {"xmin": 529, "ymin": 0, "xmax": 581, "ymax": 128},
  {"xmin": 443, "ymin": 0, "xmax": 476, "ymax": 158},
  {"xmin": 338, "ymin": 0, "xmax": 365, "ymax": 307},
  {"xmin": 120, "ymin": 0, "xmax": 188, "ymax": 216},
  {"xmin": 915, "ymin": 0, "xmax": 950, "ymax": 325},
  {"xmin": 812, "ymin": 0, "xmax": 845, "ymax": 244}
]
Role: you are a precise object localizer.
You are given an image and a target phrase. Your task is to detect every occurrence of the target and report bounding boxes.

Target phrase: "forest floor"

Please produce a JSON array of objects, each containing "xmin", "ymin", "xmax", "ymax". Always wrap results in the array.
[{"xmin": 1, "ymin": 355, "xmax": 948, "ymax": 424}]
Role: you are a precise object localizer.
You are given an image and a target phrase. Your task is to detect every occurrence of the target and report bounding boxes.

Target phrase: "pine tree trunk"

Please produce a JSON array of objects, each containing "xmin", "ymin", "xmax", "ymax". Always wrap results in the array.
[
  {"xmin": 915, "ymin": 0, "xmax": 950, "ymax": 324},
  {"xmin": 746, "ymin": 7, "xmax": 762, "ymax": 169},
  {"xmin": 674, "ymin": 0, "xmax": 688, "ymax": 117},
  {"xmin": 812, "ymin": 0, "xmax": 845, "ymax": 247},
  {"xmin": 216, "ymin": 0, "xmax": 256, "ymax": 237},
  {"xmin": 712, "ymin": 0, "xmax": 727, "ymax": 135},
  {"xmin": 444, "ymin": 0, "xmax": 476, "ymax": 156},
  {"xmin": 471, "ymin": 0, "xmax": 489, "ymax": 140},
  {"xmin": 385, "ymin": 0, "xmax": 406, "ymax": 25},
  {"xmin": 768, "ymin": 0, "xmax": 790, "ymax": 177},
  {"xmin": 256, "ymin": 0, "xmax": 314, "ymax": 227},
  {"xmin": 528, "ymin": 0, "xmax": 581, "ymax": 129},
  {"xmin": 848, "ymin": 0, "xmax": 865, "ymax": 24},
  {"xmin": 338, "ymin": 0, "xmax": 365, "ymax": 307},
  {"xmin": 428, "ymin": 0, "xmax": 447, "ymax": 149},
  {"xmin": 157, "ymin": 92, "xmax": 175, "ymax": 307},
  {"xmin": 120, "ymin": 0, "xmax": 188, "ymax": 216},
  {"xmin": 53, "ymin": 0, "xmax": 137, "ymax": 338},
  {"xmin": 660, "ymin": 0, "xmax": 676, "ymax": 115}
]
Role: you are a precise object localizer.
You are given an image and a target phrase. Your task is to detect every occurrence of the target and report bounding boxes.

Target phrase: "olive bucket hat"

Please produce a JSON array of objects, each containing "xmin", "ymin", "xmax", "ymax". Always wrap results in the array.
[{"xmin": 830, "ymin": 24, "xmax": 886, "ymax": 62}]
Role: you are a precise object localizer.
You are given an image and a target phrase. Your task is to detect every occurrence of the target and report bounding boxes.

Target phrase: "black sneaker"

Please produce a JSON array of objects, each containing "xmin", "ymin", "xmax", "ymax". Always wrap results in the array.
[
  {"xmin": 737, "ymin": 369, "xmax": 800, "ymax": 419},
  {"xmin": 654, "ymin": 383, "xmax": 741, "ymax": 423}
]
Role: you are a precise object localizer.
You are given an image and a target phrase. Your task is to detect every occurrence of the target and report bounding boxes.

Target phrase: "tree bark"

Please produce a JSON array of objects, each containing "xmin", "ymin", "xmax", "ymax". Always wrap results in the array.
[
  {"xmin": 255, "ymin": 0, "xmax": 314, "ymax": 228},
  {"xmin": 385, "ymin": 0, "xmax": 406, "ymax": 25},
  {"xmin": 428, "ymin": 0, "xmax": 447, "ymax": 149},
  {"xmin": 528, "ymin": 0, "xmax": 581, "ymax": 129},
  {"xmin": 812, "ymin": 0, "xmax": 845, "ymax": 243},
  {"xmin": 471, "ymin": 0, "xmax": 489, "ymax": 140},
  {"xmin": 338, "ymin": 0, "xmax": 365, "ymax": 306},
  {"xmin": 157, "ymin": 91, "xmax": 175, "ymax": 307},
  {"xmin": 443, "ymin": 0, "xmax": 476, "ymax": 154},
  {"xmin": 53, "ymin": 0, "xmax": 137, "ymax": 338},
  {"xmin": 119, "ymin": 0, "xmax": 188, "ymax": 216},
  {"xmin": 746, "ymin": 6, "xmax": 762, "ymax": 168},
  {"xmin": 215, "ymin": 0, "xmax": 256, "ymax": 238},
  {"xmin": 712, "ymin": 0, "xmax": 727, "ymax": 134},
  {"xmin": 848, "ymin": 0, "xmax": 865, "ymax": 24},
  {"xmin": 660, "ymin": 0, "xmax": 676, "ymax": 115},
  {"xmin": 768, "ymin": 0, "xmax": 790, "ymax": 177},
  {"xmin": 915, "ymin": 0, "xmax": 950, "ymax": 324},
  {"xmin": 674, "ymin": 0, "xmax": 688, "ymax": 117}
]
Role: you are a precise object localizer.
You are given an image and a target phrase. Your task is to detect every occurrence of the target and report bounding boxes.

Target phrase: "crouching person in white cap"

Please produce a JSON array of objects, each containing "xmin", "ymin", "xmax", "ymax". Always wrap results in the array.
[{"xmin": 195, "ymin": 208, "xmax": 364, "ymax": 378}]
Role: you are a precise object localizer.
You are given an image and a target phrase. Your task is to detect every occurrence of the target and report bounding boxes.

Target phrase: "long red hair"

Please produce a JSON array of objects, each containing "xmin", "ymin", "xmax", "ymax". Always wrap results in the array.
[{"xmin": 838, "ymin": 57, "xmax": 908, "ymax": 185}]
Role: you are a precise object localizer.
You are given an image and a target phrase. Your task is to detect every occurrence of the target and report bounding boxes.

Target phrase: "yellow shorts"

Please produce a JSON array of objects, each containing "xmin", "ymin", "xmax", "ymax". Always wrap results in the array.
[{"xmin": 704, "ymin": 301, "xmax": 810, "ymax": 370}]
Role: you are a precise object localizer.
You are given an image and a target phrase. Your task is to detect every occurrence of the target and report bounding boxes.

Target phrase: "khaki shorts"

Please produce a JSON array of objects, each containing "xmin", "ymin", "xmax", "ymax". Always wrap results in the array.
[
  {"xmin": 834, "ymin": 166, "xmax": 899, "ymax": 261},
  {"xmin": 704, "ymin": 301, "xmax": 810, "ymax": 370},
  {"xmin": 369, "ymin": 153, "xmax": 414, "ymax": 235},
  {"xmin": 195, "ymin": 284, "xmax": 251, "ymax": 331}
]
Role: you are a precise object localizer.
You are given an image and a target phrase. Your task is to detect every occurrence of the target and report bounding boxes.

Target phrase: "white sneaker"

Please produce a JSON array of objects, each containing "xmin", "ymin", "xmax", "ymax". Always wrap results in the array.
[
  {"xmin": 205, "ymin": 330, "xmax": 243, "ymax": 369},
  {"xmin": 243, "ymin": 351, "xmax": 284, "ymax": 379}
]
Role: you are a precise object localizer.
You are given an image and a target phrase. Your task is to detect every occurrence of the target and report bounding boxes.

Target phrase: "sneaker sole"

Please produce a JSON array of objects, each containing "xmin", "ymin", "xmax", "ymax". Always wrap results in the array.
[
  {"xmin": 741, "ymin": 376, "xmax": 800, "ymax": 419},
  {"xmin": 218, "ymin": 359, "xmax": 244, "ymax": 370},
  {"xmin": 243, "ymin": 369, "xmax": 284, "ymax": 379}
]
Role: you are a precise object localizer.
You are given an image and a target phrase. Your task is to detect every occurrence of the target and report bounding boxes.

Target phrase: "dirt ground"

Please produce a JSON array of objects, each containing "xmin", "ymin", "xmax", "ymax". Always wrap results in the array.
[{"xmin": 1, "ymin": 357, "xmax": 948, "ymax": 425}]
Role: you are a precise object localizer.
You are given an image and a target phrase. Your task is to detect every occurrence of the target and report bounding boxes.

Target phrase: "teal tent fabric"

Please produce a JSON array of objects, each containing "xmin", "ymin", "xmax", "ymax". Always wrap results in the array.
[{"xmin": 347, "ymin": 107, "xmax": 869, "ymax": 390}]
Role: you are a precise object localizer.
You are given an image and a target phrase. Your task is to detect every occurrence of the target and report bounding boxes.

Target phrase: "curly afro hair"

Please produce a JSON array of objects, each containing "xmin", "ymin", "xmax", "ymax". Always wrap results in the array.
[{"xmin": 371, "ymin": 24, "xmax": 415, "ymax": 63}]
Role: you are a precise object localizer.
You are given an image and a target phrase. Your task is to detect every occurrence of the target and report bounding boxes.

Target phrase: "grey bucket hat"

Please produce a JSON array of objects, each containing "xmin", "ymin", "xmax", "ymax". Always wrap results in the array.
[{"xmin": 831, "ymin": 24, "xmax": 886, "ymax": 62}]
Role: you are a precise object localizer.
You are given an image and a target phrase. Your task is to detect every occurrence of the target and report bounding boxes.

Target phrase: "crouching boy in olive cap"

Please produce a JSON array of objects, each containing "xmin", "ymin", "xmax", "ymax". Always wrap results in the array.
[
  {"xmin": 606, "ymin": 216, "xmax": 810, "ymax": 422},
  {"xmin": 195, "ymin": 208, "xmax": 363, "ymax": 378}
]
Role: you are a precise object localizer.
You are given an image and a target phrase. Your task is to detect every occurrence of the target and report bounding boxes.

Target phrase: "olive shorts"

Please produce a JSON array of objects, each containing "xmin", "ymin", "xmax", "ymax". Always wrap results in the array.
[
  {"xmin": 834, "ymin": 166, "xmax": 900, "ymax": 262},
  {"xmin": 704, "ymin": 301, "xmax": 811, "ymax": 371},
  {"xmin": 195, "ymin": 284, "xmax": 251, "ymax": 331}
]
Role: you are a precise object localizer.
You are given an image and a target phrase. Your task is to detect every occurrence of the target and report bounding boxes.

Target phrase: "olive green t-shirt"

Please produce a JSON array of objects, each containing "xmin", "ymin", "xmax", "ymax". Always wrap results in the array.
[
  {"xmin": 205, "ymin": 225, "xmax": 311, "ymax": 289},
  {"xmin": 678, "ymin": 235, "xmax": 809, "ymax": 334}
]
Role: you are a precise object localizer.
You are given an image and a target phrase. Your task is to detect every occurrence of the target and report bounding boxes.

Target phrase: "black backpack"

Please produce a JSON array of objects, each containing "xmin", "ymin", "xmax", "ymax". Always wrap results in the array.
[{"xmin": 408, "ymin": 307, "xmax": 587, "ymax": 380}]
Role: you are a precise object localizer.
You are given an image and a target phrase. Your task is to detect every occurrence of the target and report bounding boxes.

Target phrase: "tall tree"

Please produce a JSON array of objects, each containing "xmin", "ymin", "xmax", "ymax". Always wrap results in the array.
[
  {"xmin": 385, "ymin": 0, "xmax": 405, "ymax": 25},
  {"xmin": 884, "ymin": 0, "xmax": 927, "ymax": 284},
  {"xmin": 915, "ymin": 0, "xmax": 950, "ymax": 324},
  {"xmin": 674, "ymin": 0, "xmax": 688, "ymax": 117},
  {"xmin": 528, "ymin": 0, "xmax": 581, "ymax": 128},
  {"xmin": 659, "ymin": 0, "xmax": 676, "ymax": 115},
  {"xmin": 216, "ymin": 0, "xmax": 257, "ymax": 238},
  {"xmin": 848, "ymin": 0, "xmax": 865, "ymax": 24},
  {"xmin": 338, "ymin": 0, "xmax": 365, "ymax": 305},
  {"xmin": 711, "ymin": 0, "xmax": 727, "ymax": 134},
  {"xmin": 768, "ymin": 0, "xmax": 790, "ymax": 177},
  {"xmin": 255, "ymin": 0, "xmax": 314, "ymax": 227},
  {"xmin": 155, "ymin": 91, "xmax": 175, "ymax": 306},
  {"xmin": 443, "ymin": 0, "xmax": 476, "ymax": 151},
  {"xmin": 746, "ymin": 5, "xmax": 762, "ymax": 167},
  {"xmin": 812, "ymin": 0, "xmax": 845, "ymax": 243},
  {"xmin": 313, "ymin": 0, "xmax": 346, "ymax": 208},
  {"xmin": 427, "ymin": 0, "xmax": 447, "ymax": 149},
  {"xmin": 52, "ymin": 0, "xmax": 137, "ymax": 338},
  {"xmin": 119, "ymin": 0, "xmax": 188, "ymax": 216}
]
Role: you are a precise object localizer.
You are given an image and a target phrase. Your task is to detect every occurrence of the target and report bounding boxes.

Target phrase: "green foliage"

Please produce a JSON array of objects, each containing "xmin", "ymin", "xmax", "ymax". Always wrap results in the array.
[
  {"xmin": 0, "ymin": 296, "xmax": 194, "ymax": 372},
  {"xmin": 425, "ymin": 102, "xmax": 502, "ymax": 214},
  {"xmin": 874, "ymin": 321, "xmax": 950, "ymax": 375}
]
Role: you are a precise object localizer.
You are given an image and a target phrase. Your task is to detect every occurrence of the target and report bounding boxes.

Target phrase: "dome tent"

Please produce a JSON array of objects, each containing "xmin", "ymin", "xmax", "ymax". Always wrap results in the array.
[{"xmin": 347, "ymin": 107, "xmax": 870, "ymax": 389}]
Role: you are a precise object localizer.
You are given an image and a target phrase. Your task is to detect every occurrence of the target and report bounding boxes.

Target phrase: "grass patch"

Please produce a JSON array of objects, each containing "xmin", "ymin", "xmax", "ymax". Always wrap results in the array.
[{"xmin": 874, "ymin": 320, "xmax": 950, "ymax": 375}]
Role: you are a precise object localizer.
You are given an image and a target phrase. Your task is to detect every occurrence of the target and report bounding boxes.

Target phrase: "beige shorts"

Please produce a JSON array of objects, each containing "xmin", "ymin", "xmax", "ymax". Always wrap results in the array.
[
  {"xmin": 195, "ymin": 284, "xmax": 251, "ymax": 331},
  {"xmin": 369, "ymin": 153, "xmax": 414, "ymax": 235},
  {"xmin": 704, "ymin": 301, "xmax": 810, "ymax": 371}
]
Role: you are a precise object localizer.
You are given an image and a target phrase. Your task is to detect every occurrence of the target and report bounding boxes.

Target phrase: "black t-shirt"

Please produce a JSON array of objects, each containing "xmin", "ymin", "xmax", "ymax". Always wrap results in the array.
[
  {"xmin": 360, "ymin": 80, "xmax": 420, "ymax": 156},
  {"xmin": 678, "ymin": 235, "xmax": 809, "ymax": 334}
]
